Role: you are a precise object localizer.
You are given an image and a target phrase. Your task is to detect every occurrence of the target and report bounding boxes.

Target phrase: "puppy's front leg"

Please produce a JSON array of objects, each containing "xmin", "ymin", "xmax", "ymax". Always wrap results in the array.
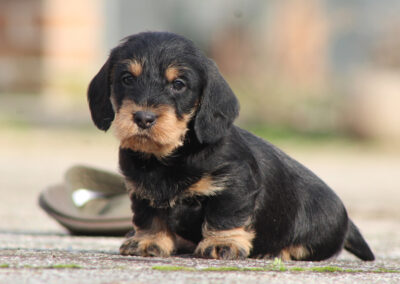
[
  {"xmin": 120, "ymin": 198, "xmax": 175, "ymax": 257},
  {"xmin": 194, "ymin": 191, "xmax": 255, "ymax": 260},
  {"xmin": 195, "ymin": 225, "xmax": 254, "ymax": 260}
]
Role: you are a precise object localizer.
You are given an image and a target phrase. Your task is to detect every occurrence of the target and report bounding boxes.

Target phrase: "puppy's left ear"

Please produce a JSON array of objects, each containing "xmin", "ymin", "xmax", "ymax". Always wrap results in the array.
[
  {"xmin": 194, "ymin": 60, "xmax": 239, "ymax": 144},
  {"xmin": 87, "ymin": 59, "xmax": 115, "ymax": 131}
]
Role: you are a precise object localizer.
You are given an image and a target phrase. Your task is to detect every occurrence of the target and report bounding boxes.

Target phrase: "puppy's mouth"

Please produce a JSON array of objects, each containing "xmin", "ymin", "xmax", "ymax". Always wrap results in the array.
[
  {"xmin": 112, "ymin": 100, "xmax": 193, "ymax": 157},
  {"xmin": 130, "ymin": 130, "xmax": 155, "ymax": 142}
]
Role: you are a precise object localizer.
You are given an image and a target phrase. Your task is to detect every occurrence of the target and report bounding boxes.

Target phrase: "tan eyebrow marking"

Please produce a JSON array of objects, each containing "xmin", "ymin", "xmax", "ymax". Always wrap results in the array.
[
  {"xmin": 127, "ymin": 59, "xmax": 142, "ymax": 76},
  {"xmin": 165, "ymin": 66, "xmax": 180, "ymax": 82}
]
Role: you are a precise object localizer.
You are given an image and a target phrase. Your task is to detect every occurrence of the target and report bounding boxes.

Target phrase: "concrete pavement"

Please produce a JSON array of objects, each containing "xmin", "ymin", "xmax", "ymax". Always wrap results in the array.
[{"xmin": 1, "ymin": 127, "xmax": 399, "ymax": 283}]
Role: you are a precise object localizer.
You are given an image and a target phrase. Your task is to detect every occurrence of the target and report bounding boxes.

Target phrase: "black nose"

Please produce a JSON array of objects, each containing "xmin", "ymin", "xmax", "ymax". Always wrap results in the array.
[{"xmin": 134, "ymin": 111, "xmax": 157, "ymax": 129}]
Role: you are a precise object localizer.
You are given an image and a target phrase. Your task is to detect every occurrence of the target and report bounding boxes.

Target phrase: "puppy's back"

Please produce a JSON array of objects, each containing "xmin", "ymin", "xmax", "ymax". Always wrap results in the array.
[{"xmin": 235, "ymin": 126, "xmax": 349, "ymax": 260}]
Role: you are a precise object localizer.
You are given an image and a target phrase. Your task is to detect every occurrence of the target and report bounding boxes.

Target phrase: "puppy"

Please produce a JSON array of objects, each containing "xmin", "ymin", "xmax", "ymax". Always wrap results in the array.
[{"xmin": 87, "ymin": 32, "xmax": 374, "ymax": 261}]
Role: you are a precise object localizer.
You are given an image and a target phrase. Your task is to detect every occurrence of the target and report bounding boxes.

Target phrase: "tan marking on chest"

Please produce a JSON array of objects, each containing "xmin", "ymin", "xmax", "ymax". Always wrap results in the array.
[{"xmin": 187, "ymin": 176, "xmax": 225, "ymax": 196}]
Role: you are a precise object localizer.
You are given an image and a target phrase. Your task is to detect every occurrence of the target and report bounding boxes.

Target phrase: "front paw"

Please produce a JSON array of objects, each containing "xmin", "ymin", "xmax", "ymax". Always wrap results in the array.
[
  {"xmin": 195, "ymin": 241, "xmax": 249, "ymax": 260},
  {"xmin": 120, "ymin": 234, "xmax": 175, "ymax": 257},
  {"xmin": 195, "ymin": 227, "xmax": 254, "ymax": 260}
]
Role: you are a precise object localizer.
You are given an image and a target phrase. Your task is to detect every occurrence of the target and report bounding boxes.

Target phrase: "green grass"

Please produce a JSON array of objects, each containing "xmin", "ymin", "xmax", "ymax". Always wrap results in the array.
[
  {"xmin": 1, "ymin": 263, "xmax": 82, "ymax": 269},
  {"xmin": 309, "ymin": 267, "xmax": 348, "ymax": 273},
  {"xmin": 0, "ymin": 116, "xmax": 32, "ymax": 130},
  {"xmin": 152, "ymin": 264, "xmax": 400, "ymax": 274},
  {"xmin": 373, "ymin": 268, "xmax": 400, "ymax": 273},
  {"xmin": 21, "ymin": 264, "xmax": 83, "ymax": 269},
  {"xmin": 246, "ymin": 125, "xmax": 355, "ymax": 146},
  {"xmin": 152, "ymin": 266, "xmax": 196, "ymax": 271}
]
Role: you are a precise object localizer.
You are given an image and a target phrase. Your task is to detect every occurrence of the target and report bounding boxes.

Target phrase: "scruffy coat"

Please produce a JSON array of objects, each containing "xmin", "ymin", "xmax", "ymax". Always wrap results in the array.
[{"xmin": 88, "ymin": 32, "xmax": 374, "ymax": 261}]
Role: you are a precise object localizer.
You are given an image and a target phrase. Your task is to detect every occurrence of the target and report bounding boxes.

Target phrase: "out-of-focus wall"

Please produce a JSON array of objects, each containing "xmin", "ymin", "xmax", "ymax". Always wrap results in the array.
[
  {"xmin": 40, "ymin": 0, "xmax": 103, "ymax": 99},
  {"xmin": 1, "ymin": 0, "xmax": 400, "ymax": 143},
  {"xmin": 0, "ymin": 0, "xmax": 103, "ymax": 98},
  {"xmin": 0, "ymin": 0, "xmax": 43, "ymax": 93}
]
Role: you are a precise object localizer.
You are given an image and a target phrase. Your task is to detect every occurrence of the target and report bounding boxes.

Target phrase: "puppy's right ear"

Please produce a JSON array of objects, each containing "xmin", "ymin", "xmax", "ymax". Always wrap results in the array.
[{"xmin": 87, "ymin": 59, "xmax": 114, "ymax": 131}]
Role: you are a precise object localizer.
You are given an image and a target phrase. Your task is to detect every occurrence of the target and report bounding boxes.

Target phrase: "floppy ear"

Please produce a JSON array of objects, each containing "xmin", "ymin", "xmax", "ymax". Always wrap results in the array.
[
  {"xmin": 87, "ymin": 59, "xmax": 115, "ymax": 131},
  {"xmin": 194, "ymin": 60, "xmax": 239, "ymax": 144}
]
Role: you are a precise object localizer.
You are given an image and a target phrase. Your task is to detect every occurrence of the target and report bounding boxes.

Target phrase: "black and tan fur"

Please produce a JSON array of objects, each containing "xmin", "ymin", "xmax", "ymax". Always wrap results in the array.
[{"xmin": 87, "ymin": 32, "xmax": 375, "ymax": 261}]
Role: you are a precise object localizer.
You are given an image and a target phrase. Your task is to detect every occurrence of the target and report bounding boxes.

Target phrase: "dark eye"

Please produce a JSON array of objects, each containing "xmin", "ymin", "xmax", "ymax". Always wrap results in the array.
[
  {"xmin": 171, "ymin": 79, "xmax": 186, "ymax": 91},
  {"xmin": 121, "ymin": 72, "xmax": 134, "ymax": 86}
]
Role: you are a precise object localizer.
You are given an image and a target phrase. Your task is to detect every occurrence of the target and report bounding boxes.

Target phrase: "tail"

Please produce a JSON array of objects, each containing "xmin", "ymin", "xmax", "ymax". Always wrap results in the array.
[{"xmin": 344, "ymin": 219, "xmax": 375, "ymax": 261}]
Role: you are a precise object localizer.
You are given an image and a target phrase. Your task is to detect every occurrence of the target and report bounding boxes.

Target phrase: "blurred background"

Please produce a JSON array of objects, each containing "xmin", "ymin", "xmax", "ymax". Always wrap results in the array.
[{"xmin": 0, "ymin": 0, "xmax": 399, "ymax": 233}]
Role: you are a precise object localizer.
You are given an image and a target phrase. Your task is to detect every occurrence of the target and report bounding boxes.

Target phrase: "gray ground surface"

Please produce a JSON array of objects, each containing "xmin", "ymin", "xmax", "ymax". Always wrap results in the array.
[{"xmin": 1, "ymin": 127, "xmax": 400, "ymax": 283}]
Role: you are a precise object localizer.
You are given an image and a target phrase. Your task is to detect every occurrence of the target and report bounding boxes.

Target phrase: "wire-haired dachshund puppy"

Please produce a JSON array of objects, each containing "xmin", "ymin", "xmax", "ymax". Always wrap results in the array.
[{"xmin": 87, "ymin": 32, "xmax": 374, "ymax": 261}]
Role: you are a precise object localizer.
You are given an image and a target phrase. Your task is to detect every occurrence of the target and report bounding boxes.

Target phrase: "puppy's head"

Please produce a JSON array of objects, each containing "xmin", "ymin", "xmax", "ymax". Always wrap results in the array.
[{"xmin": 88, "ymin": 32, "xmax": 239, "ymax": 157}]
